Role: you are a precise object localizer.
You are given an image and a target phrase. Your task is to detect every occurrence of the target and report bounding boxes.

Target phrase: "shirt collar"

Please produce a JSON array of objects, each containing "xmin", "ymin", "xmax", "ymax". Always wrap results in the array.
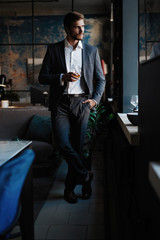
[{"xmin": 65, "ymin": 38, "xmax": 83, "ymax": 50}]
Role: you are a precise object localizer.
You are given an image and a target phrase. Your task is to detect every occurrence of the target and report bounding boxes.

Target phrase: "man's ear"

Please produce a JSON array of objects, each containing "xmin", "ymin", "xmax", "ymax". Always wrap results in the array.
[{"xmin": 65, "ymin": 26, "xmax": 70, "ymax": 35}]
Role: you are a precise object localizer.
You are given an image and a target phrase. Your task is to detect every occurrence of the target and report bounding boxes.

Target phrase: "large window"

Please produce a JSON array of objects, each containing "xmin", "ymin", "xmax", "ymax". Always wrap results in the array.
[{"xmin": 139, "ymin": 0, "xmax": 160, "ymax": 62}]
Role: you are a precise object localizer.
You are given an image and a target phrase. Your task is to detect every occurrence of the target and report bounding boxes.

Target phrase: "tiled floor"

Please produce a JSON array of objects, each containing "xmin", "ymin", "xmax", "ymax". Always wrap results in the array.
[
  {"xmin": 13, "ymin": 140, "xmax": 105, "ymax": 240},
  {"xmin": 34, "ymin": 146, "xmax": 105, "ymax": 240}
]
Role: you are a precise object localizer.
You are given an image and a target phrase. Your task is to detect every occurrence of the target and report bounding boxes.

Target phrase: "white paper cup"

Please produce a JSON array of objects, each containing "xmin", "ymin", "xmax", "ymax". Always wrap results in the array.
[{"xmin": 1, "ymin": 100, "xmax": 9, "ymax": 108}]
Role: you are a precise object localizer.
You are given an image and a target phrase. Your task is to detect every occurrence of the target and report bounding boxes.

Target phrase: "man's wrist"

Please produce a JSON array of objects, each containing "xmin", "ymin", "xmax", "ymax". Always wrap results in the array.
[{"xmin": 92, "ymin": 99, "xmax": 97, "ymax": 106}]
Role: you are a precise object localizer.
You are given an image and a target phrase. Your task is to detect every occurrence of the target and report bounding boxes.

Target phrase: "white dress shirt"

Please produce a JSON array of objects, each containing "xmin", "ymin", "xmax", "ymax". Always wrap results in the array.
[{"xmin": 63, "ymin": 38, "xmax": 85, "ymax": 94}]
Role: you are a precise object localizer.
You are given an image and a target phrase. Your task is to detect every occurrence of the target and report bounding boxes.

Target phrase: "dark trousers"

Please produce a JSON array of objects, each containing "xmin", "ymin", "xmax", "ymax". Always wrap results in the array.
[{"xmin": 51, "ymin": 95, "xmax": 91, "ymax": 191}]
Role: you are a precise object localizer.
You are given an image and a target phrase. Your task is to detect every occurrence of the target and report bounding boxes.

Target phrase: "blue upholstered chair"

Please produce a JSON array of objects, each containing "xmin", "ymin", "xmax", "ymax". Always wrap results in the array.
[{"xmin": 0, "ymin": 149, "xmax": 35, "ymax": 240}]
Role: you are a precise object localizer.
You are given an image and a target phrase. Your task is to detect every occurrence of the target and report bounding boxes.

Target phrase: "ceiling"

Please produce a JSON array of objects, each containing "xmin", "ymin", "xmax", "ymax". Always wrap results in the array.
[{"xmin": 0, "ymin": 0, "xmax": 111, "ymax": 16}]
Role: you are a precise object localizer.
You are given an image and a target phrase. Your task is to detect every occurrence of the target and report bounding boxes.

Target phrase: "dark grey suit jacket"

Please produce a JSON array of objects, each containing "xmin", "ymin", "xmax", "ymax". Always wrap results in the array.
[{"xmin": 38, "ymin": 40, "xmax": 106, "ymax": 110}]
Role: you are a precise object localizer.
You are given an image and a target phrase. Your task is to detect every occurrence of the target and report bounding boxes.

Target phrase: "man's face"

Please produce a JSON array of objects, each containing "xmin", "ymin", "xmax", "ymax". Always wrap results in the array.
[{"xmin": 68, "ymin": 19, "xmax": 85, "ymax": 41}]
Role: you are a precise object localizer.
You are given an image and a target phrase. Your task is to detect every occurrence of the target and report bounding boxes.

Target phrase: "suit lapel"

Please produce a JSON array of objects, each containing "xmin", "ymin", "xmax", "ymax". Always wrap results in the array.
[
  {"xmin": 82, "ymin": 42, "xmax": 88, "ymax": 82},
  {"xmin": 57, "ymin": 40, "xmax": 67, "ymax": 88},
  {"xmin": 82, "ymin": 42, "xmax": 86, "ymax": 78},
  {"xmin": 59, "ymin": 40, "xmax": 67, "ymax": 73}
]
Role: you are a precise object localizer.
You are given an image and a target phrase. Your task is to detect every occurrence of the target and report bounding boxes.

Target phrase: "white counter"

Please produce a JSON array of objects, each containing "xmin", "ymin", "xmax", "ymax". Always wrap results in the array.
[{"xmin": 117, "ymin": 113, "xmax": 140, "ymax": 146}]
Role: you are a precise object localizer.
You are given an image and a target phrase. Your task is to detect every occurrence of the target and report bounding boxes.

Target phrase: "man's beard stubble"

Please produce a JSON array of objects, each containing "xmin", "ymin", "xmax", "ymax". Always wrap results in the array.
[{"xmin": 70, "ymin": 32, "xmax": 83, "ymax": 41}]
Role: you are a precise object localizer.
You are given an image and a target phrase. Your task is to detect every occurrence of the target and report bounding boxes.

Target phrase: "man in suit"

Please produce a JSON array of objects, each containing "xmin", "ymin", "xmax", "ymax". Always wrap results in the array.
[{"xmin": 38, "ymin": 11, "xmax": 106, "ymax": 203}]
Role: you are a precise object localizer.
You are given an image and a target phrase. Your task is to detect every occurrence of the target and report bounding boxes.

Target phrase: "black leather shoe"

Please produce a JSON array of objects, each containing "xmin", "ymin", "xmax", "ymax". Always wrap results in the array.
[
  {"xmin": 82, "ymin": 172, "xmax": 93, "ymax": 200},
  {"xmin": 64, "ymin": 190, "xmax": 78, "ymax": 204}
]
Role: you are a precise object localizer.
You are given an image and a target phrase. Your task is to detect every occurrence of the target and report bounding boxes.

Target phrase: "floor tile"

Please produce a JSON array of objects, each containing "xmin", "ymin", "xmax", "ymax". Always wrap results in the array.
[
  {"xmin": 55, "ymin": 202, "xmax": 89, "ymax": 214},
  {"xmin": 34, "ymin": 225, "xmax": 50, "ymax": 239},
  {"xmin": 69, "ymin": 212, "xmax": 104, "ymax": 225},
  {"xmin": 89, "ymin": 203, "xmax": 104, "ymax": 213},
  {"xmin": 46, "ymin": 225, "xmax": 87, "ymax": 239},
  {"xmin": 87, "ymin": 225, "xmax": 105, "ymax": 240}
]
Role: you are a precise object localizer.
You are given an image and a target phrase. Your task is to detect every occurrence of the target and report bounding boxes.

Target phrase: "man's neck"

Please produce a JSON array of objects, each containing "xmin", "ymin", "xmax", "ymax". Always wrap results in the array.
[{"xmin": 66, "ymin": 36, "xmax": 79, "ymax": 49}]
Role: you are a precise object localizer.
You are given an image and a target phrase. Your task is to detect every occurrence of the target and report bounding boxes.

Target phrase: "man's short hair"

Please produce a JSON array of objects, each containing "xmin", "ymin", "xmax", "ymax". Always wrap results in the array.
[{"xmin": 64, "ymin": 11, "xmax": 84, "ymax": 28}]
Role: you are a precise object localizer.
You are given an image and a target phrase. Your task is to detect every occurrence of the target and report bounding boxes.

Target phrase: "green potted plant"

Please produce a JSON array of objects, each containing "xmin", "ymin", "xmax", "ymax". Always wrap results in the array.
[{"xmin": 83, "ymin": 102, "xmax": 113, "ymax": 162}]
